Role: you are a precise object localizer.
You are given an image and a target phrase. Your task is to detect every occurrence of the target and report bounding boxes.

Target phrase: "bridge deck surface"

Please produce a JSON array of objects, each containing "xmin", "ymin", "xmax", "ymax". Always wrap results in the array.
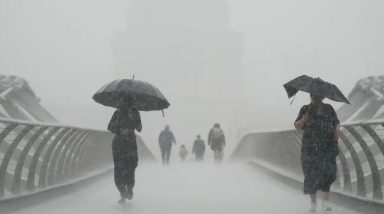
[{"xmin": 12, "ymin": 163, "xmax": 360, "ymax": 214}]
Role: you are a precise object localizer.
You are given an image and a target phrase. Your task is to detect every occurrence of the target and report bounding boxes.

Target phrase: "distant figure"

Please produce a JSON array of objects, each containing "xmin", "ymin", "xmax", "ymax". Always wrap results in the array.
[
  {"xmin": 192, "ymin": 135, "xmax": 205, "ymax": 161},
  {"xmin": 158, "ymin": 125, "xmax": 176, "ymax": 165},
  {"xmin": 208, "ymin": 123, "xmax": 225, "ymax": 163},
  {"xmin": 107, "ymin": 108, "xmax": 142, "ymax": 203},
  {"xmin": 294, "ymin": 94, "xmax": 340, "ymax": 212},
  {"xmin": 179, "ymin": 145, "xmax": 188, "ymax": 162}
]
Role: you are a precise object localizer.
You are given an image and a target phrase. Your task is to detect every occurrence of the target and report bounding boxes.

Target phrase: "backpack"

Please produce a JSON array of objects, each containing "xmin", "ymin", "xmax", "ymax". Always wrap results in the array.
[{"xmin": 211, "ymin": 128, "xmax": 223, "ymax": 142}]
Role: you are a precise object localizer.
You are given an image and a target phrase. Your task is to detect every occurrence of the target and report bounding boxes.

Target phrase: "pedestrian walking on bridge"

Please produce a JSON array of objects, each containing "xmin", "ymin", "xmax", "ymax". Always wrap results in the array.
[
  {"xmin": 108, "ymin": 107, "xmax": 142, "ymax": 203},
  {"xmin": 285, "ymin": 75, "xmax": 348, "ymax": 212},
  {"xmin": 294, "ymin": 94, "xmax": 340, "ymax": 212},
  {"xmin": 158, "ymin": 125, "xmax": 176, "ymax": 165},
  {"xmin": 208, "ymin": 123, "xmax": 225, "ymax": 163},
  {"xmin": 93, "ymin": 78, "xmax": 170, "ymax": 204},
  {"xmin": 179, "ymin": 145, "xmax": 188, "ymax": 162},
  {"xmin": 192, "ymin": 135, "xmax": 205, "ymax": 161}
]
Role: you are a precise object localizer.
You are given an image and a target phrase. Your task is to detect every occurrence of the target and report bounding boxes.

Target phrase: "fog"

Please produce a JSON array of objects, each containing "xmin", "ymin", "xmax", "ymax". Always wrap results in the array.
[
  {"xmin": 9, "ymin": 163, "xmax": 361, "ymax": 214},
  {"xmin": 1, "ymin": 0, "xmax": 384, "ymax": 157}
]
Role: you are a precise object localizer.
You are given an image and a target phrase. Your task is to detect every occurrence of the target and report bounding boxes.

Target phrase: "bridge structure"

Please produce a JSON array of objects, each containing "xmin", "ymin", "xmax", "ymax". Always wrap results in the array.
[
  {"xmin": 0, "ymin": 75, "xmax": 57, "ymax": 123},
  {"xmin": 0, "ymin": 76, "xmax": 383, "ymax": 214}
]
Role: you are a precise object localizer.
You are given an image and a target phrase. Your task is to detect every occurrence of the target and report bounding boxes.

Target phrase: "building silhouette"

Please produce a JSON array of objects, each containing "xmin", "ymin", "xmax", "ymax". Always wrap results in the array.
[{"xmin": 112, "ymin": 0, "xmax": 244, "ymax": 143}]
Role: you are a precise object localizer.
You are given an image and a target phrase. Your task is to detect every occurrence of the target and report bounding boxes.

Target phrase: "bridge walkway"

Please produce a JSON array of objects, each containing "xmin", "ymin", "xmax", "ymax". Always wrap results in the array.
[{"xmin": 11, "ymin": 163, "xmax": 361, "ymax": 214}]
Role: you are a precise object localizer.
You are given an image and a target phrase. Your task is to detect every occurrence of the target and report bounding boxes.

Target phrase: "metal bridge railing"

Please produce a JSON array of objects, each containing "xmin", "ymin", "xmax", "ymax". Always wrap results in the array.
[
  {"xmin": 0, "ymin": 118, "xmax": 155, "ymax": 199},
  {"xmin": 231, "ymin": 119, "xmax": 384, "ymax": 202}
]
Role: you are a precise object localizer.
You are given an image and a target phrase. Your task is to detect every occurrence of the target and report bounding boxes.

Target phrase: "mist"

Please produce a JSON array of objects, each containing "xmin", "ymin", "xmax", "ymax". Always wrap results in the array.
[
  {"xmin": 8, "ymin": 163, "xmax": 362, "ymax": 214},
  {"xmin": 1, "ymin": 0, "xmax": 383, "ymax": 157}
]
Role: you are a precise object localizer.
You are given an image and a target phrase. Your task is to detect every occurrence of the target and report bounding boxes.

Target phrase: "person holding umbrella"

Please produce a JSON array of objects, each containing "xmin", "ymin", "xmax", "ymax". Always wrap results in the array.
[
  {"xmin": 284, "ymin": 75, "xmax": 348, "ymax": 212},
  {"xmin": 93, "ymin": 78, "xmax": 170, "ymax": 203},
  {"xmin": 294, "ymin": 94, "xmax": 340, "ymax": 212},
  {"xmin": 108, "ymin": 104, "xmax": 141, "ymax": 203}
]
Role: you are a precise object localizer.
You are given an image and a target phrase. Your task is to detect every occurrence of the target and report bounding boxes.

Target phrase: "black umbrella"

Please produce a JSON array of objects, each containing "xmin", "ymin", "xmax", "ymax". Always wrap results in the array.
[
  {"xmin": 283, "ymin": 75, "xmax": 350, "ymax": 104},
  {"xmin": 93, "ymin": 79, "xmax": 170, "ymax": 111}
]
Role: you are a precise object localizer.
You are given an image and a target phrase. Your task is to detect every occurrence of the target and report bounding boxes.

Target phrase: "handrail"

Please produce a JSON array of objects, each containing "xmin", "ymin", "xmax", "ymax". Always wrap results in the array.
[
  {"xmin": 0, "ymin": 117, "xmax": 106, "ymax": 132},
  {"xmin": 243, "ymin": 119, "xmax": 384, "ymax": 135},
  {"xmin": 0, "ymin": 118, "xmax": 155, "ymax": 199},
  {"xmin": 231, "ymin": 119, "xmax": 384, "ymax": 202}
]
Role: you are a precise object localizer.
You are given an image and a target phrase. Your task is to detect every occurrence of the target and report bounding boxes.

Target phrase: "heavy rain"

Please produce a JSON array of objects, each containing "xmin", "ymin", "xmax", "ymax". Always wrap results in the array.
[{"xmin": 0, "ymin": 0, "xmax": 383, "ymax": 213}]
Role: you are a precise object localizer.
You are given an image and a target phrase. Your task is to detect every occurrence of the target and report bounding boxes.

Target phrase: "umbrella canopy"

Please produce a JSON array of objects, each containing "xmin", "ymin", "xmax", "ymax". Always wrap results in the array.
[
  {"xmin": 283, "ymin": 75, "xmax": 350, "ymax": 104},
  {"xmin": 93, "ymin": 79, "xmax": 170, "ymax": 111}
]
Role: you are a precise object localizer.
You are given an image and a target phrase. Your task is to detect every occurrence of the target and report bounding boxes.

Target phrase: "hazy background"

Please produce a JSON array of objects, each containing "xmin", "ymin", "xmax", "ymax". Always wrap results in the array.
[{"xmin": 1, "ymin": 0, "xmax": 383, "ymax": 158}]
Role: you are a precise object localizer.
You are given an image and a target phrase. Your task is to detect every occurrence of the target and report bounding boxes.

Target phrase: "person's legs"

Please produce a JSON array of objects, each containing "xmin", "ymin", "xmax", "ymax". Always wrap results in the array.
[
  {"xmin": 319, "ymin": 188, "xmax": 332, "ymax": 210},
  {"xmin": 113, "ymin": 134, "xmax": 139, "ymax": 203},
  {"xmin": 124, "ymin": 156, "xmax": 138, "ymax": 200},
  {"xmin": 165, "ymin": 148, "xmax": 171, "ymax": 165},
  {"xmin": 321, "ymin": 191, "xmax": 330, "ymax": 200},
  {"xmin": 213, "ymin": 149, "xmax": 218, "ymax": 161},
  {"xmin": 320, "ymin": 191, "xmax": 331, "ymax": 210},
  {"xmin": 213, "ymin": 149, "xmax": 221, "ymax": 164},
  {"xmin": 318, "ymin": 157, "xmax": 336, "ymax": 211},
  {"xmin": 113, "ymin": 154, "xmax": 128, "ymax": 203},
  {"xmin": 218, "ymin": 147, "xmax": 224, "ymax": 161},
  {"xmin": 112, "ymin": 137, "xmax": 128, "ymax": 203},
  {"xmin": 114, "ymin": 164, "xmax": 126, "ymax": 195},
  {"xmin": 213, "ymin": 147, "xmax": 223, "ymax": 163},
  {"xmin": 306, "ymin": 170, "xmax": 333, "ymax": 212},
  {"xmin": 310, "ymin": 193, "xmax": 317, "ymax": 212},
  {"xmin": 160, "ymin": 147, "xmax": 166, "ymax": 165},
  {"xmin": 301, "ymin": 157, "xmax": 321, "ymax": 212}
]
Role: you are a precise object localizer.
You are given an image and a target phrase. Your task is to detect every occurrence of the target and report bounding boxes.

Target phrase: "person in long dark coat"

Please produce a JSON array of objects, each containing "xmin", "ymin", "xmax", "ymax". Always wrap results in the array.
[
  {"xmin": 192, "ymin": 135, "xmax": 205, "ymax": 161},
  {"xmin": 294, "ymin": 94, "xmax": 340, "ymax": 212},
  {"xmin": 108, "ymin": 108, "xmax": 142, "ymax": 203},
  {"xmin": 158, "ymin": 125, "xmax": 176, "ymax": 165}
]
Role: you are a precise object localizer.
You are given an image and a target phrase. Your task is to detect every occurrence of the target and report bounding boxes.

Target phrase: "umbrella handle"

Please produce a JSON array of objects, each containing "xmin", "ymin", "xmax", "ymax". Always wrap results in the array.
[
  {"xmin": 289, "ymin": 94, "xmax": 297, "ymax": 105},
  {"xmin": 305, "ymin": 105, "xmax": 312, "ymax": 115},
  {"xmin": 162, "ymin": 110, "xmax": 165, "ymax": 117}
]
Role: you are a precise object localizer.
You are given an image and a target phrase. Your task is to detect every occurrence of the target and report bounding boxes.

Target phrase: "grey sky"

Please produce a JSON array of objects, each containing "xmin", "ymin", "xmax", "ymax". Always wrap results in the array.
[{"xmin": 1, "ymin": 0, "xmax": 383, "ymax": 156}]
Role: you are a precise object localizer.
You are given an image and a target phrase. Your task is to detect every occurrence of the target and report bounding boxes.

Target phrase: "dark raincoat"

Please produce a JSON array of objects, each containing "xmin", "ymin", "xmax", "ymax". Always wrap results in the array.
[
  {"xmin": 192, "ymin": 139, "xmax": 205, "ymax": 160},
  {"xmin": 158, "ymin": 129, "xmax": 176, "ymax": 164},
  {"xmin": 295, "ymin": 103, "xmax": 339, "ymax": 194},
  {"xmin": 108, "ymin": 108, "xmax": 141, "ymax": 198}
]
